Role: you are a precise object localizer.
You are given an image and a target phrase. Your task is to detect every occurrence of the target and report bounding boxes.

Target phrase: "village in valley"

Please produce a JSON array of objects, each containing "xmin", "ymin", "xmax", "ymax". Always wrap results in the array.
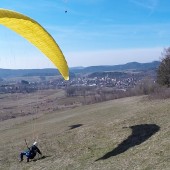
[{"xmin": 0, "ymin": 64, "xmax": 157, "ymax": 94}]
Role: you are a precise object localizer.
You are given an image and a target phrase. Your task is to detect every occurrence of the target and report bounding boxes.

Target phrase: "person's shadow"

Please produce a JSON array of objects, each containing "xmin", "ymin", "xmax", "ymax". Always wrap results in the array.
[
  {"xmin": 33, "ymin": 155, "xmax": 51, "ymax": 162},
  {"xmin": 96, "ymin": 124, "xmax": 160, "ymax": 161}
]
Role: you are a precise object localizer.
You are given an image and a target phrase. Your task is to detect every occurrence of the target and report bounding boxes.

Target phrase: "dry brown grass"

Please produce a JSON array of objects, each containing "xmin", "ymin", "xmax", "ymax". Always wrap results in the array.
[
  {"xmin": 0, "ymin": 89, "xmax": 84, "ymax": 121},
  {"xmin": 0, "ymin": 94, "xmax": 169, "ymax": 170}
]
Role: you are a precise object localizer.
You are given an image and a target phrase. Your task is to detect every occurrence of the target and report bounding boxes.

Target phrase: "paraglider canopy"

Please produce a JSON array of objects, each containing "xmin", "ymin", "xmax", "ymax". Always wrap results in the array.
[{"xmin": 0, "ymin": 8, "xmax": 69, "ymax": 80}]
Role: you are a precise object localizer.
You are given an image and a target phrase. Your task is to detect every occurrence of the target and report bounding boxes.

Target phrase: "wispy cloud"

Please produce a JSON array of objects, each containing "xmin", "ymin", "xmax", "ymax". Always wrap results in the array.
[
  {"xmin": 130, "ymin": 0, "xmax": 159, "ymax": 12},
  {"xmin": 46, "ymin": 22, "xmax": 170, "ymax": 51}
]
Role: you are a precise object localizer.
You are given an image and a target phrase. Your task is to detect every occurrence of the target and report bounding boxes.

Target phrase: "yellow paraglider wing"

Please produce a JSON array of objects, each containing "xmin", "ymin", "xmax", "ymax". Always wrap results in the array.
[{"xmin": 0, "ymin": 9, "xmax": 69, "ymax": 80}]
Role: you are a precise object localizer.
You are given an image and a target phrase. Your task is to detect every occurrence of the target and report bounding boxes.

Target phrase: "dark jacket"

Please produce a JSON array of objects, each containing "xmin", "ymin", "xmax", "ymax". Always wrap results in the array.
[{"xmin": 28, "ymin": 145, "xmax": 42, "ymax": 159}]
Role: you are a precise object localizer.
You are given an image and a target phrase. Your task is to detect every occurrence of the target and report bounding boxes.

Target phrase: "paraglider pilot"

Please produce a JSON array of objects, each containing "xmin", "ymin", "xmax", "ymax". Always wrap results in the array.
[{"xmin": 20, "ymin": 142, "xmax": 42, "ymax": 162}]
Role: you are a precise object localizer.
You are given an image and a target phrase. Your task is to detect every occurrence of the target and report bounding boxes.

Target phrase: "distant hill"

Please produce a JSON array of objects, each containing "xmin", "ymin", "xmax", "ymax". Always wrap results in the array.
[
  {"xmin": 0, "ymin": 61, "xmax": 160, "ymax": 78},
  {"xmin": 70, "ymin": 61, "xmax": 160, "ymax": 73}
]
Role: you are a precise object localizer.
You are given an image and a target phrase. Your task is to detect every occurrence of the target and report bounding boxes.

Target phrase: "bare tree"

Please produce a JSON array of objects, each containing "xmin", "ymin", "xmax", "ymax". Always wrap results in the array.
[{"xmin": 157, "ymin": 48, "xmax": 170, "ymax": 87}]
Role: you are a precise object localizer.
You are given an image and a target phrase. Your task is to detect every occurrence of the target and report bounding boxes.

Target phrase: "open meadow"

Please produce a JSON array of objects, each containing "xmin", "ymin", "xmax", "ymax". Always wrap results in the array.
[{"xmin": 0, "ymin": 92, "xmax": 169, "ymax": 170}]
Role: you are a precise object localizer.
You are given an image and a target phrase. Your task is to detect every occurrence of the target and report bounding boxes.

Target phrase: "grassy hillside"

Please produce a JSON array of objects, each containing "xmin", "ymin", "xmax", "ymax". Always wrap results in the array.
[{"xmin": 0, "ymin": 96, "xmax": 169, "ymax": 170}]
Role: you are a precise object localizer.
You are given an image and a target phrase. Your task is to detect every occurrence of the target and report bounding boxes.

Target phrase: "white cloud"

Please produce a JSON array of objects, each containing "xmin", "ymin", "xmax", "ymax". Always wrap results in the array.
[{"xmin": 66, "ymin": 47, "xmax": 163, "ymax": 67}]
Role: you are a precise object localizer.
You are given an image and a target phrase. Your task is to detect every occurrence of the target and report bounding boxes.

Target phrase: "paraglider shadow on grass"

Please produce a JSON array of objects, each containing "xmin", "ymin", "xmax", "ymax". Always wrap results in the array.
[
  {"xmin": 96, "ymin": 124, "xmax": 160, "ymax": 161},
  {"xmin": 68, "ymin": 124, "xmax": 83, "ymax": 130}
]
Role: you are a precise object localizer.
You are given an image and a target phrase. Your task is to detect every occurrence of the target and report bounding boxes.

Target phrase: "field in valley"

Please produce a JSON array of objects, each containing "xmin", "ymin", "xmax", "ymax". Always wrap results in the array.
[{"xmin": 0, "ymin": 91, "xmax": 169, "ymax": 170}]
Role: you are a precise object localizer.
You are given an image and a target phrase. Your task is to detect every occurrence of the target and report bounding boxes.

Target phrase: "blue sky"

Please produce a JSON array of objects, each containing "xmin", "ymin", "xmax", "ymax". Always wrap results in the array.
[{"xmin": 0, "ymin": 0, "xmax": 170, "ymax": 69}]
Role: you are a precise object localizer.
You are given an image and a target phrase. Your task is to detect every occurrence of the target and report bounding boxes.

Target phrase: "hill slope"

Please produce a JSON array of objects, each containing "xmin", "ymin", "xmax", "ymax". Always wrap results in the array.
[{"xmin": 0, "ymin": 96, "xmax": 169, "ymax": 170}]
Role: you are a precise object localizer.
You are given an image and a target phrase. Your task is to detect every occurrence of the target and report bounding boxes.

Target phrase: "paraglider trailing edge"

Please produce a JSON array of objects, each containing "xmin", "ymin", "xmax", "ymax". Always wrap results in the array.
[{"xmin": 0, "ymin": 8, "xmax": 69, "ymax": 80}]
